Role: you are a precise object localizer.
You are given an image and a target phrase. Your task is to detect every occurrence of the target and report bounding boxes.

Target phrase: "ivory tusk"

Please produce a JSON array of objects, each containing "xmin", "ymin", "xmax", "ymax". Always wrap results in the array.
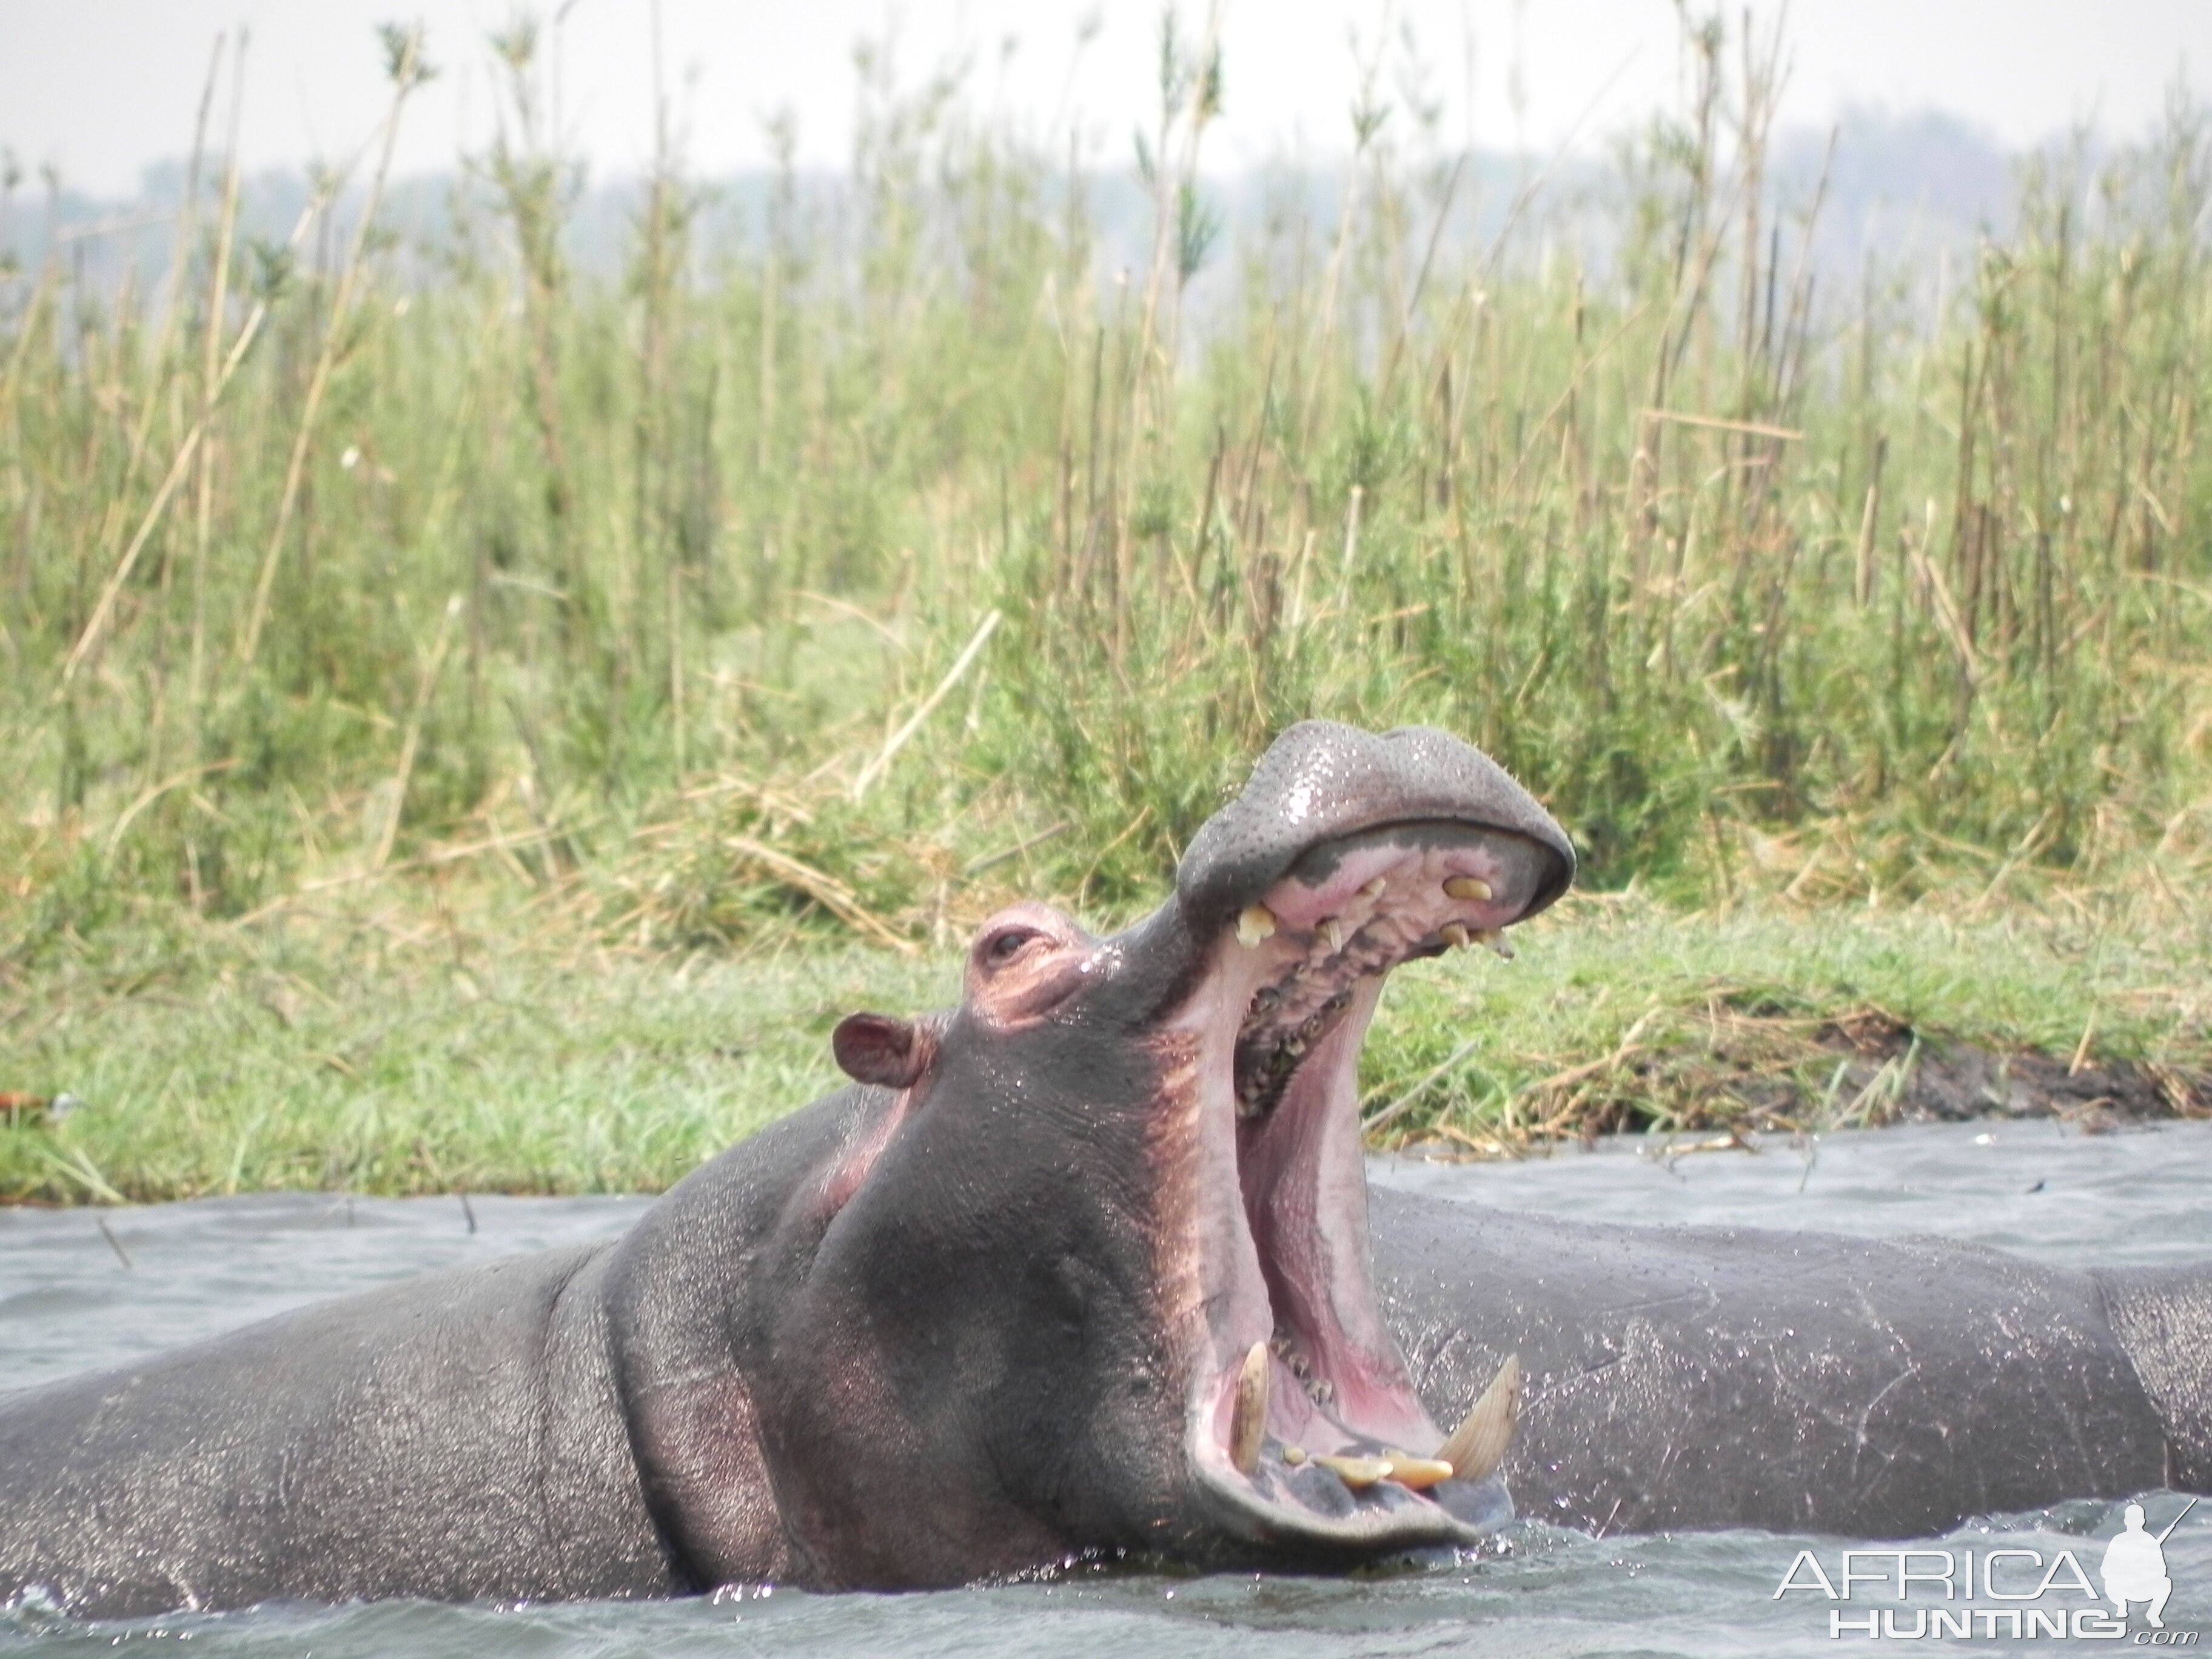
[
  {"xmin": 1437, "ymin": 1353, "xmax": 1521, "ymax": 1483},
  {"xmin": 1230, "ymin": 1341, "xmax": 1269, "ymax": 1475}
]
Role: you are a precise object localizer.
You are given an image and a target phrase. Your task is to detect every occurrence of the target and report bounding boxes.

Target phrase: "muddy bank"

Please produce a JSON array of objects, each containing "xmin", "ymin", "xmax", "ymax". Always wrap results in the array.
[
  {"xmin": 1807, "ymin": 1011, "xmax": 2211, "ymax": 1130},
  {"xmin": 1424, "ymin": 1007, "xmax": 2212, "ymax": 1157}
]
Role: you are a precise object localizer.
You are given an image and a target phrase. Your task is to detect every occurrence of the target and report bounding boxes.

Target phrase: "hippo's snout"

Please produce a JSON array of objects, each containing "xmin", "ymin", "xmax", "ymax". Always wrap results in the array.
[{"xmin": 1176, "ymin": 722, "xmax": 1574, "ymax": 934}]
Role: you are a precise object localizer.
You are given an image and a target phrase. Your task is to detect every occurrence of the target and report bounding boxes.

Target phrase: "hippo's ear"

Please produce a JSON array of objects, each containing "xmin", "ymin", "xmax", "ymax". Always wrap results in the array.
[{"xmin": 833, "ymin": 1013, "xmax": 936, "ymax": 1090}]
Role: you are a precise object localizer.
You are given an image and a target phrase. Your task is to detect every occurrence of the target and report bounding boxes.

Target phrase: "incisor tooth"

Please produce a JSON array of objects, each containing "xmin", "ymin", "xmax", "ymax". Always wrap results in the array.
[
  {"xmin": 1230, "ymin": 1341, "xmax": 1269, "ymax": 1476},
  {"xmin": 1282, "ymin": 1445, "xmax": 1308, "ymax": 1466},
  {"xmin": 1439, "ymin": 922, "xmax": 1471, "ymax": 950},
  {"xmin": 1236, "ymin": 905, "xmax": 1278, "ymax": 948},
  {"xmin": 1312, "ymin": 1454, "xmax": 1394, "ymax": 1489},
  {"xmin": 1444, "ymin": 875, "xmax": 1494, "ymax": 902},
  {"xmin": 1437, "ymin": 1354, "xmax": 1521, "ymax": 1484},
  {"xmin": 1382, "ymin": 1456, "xmax": 1455, "ymax": 1490},
  {"xmin": 1321, "ymin": 916, "xmax": 1345, "ymax": 954}
]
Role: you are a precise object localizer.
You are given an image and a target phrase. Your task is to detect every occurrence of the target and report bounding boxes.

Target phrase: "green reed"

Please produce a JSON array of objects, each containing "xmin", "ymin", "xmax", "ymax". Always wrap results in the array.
[{"xmin": 6, "ymin": 10, "xmax": 2212, "ymax": 960}]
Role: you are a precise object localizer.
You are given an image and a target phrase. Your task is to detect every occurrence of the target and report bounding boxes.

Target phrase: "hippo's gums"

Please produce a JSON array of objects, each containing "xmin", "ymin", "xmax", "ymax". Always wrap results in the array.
[{"xmin": 2, "ymin": 722, "xmax": 2208, "ymax": 1615}]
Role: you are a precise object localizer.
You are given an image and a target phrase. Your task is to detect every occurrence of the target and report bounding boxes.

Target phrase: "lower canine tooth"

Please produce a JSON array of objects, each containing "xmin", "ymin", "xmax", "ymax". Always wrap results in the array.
[
  {"xmin": 1230, "ymin": 1341, "xmax": 1269, "ymax": 1476},
  {"xmin": 1236, "ymin": 905, "xmax": 1278, "ymax": 948},
  {"xmin": 1439, "ymin": 922, "xmax": 1471, "ymax": 950},
  {"xmin": 1438, "ymin": 1354, "xmax": 1522, "ymax": 1483},
  {"xmin": 1478, "ymin": 930, "xmax": 1515, "ymax": 960},
  {"xmin": 1444, "ymin": 876, "xmax": 1494, "ymax": 902},
  {"xmin": 1321, "ymin": 916, "xmax": 1345, "ymax": 954},
  {"xmin": 1360, "ymin": 877, "xmax": 1388, "ymax": 899},
  {"xmin": 1312, "ymin": 1455, "xmax": 1394, "ymax": 1490}
]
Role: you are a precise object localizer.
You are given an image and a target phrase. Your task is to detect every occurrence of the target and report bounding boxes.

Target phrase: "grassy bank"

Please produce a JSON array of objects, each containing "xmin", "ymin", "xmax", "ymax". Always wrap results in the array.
[
  {"xmin": 6, "ymin": 13, "xmax": 2212, "ymax": 1201},
  {"xmin": 5, "ymin": 881, "xmax": 2207, "ymax": 1204}
]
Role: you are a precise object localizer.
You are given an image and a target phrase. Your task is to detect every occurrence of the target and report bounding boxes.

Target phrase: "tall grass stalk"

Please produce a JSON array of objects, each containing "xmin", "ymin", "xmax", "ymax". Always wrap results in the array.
[{"xmin": 6, "ymin": 10, "xmax": 2212, "ymax": 961}]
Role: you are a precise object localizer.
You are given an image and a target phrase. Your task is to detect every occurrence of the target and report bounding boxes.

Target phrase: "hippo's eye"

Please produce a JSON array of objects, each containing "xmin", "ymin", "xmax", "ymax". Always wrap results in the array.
[{"xmin": 981, "ymin": 925, "xmax": 1045, "ymax": 966}]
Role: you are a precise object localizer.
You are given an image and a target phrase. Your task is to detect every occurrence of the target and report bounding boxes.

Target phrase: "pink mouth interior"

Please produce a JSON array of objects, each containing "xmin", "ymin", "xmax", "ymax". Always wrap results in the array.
[{"xmin": 1182, "ymin": 823, "xmax": 1541, "ymax": 1519}]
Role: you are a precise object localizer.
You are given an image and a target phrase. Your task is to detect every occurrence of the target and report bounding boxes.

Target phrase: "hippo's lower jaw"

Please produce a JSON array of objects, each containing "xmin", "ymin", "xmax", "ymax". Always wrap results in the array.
[{"xmin": 1161, "ymin": 817, "xmax": 1559, "ymax": 1563}]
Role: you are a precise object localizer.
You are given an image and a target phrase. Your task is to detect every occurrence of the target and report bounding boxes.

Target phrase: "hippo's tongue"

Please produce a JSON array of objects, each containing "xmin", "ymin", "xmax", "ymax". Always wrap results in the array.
[{"xmin": 1171, "ymin": 819, "xmax": 1556, "ymax": 1545}]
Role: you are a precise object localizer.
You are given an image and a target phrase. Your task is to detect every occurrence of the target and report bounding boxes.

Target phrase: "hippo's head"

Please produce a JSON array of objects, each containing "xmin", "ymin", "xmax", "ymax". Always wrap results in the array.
[{"xmin": 620, "ymin": 722, "xmax": 1573, "ymax": 1587}]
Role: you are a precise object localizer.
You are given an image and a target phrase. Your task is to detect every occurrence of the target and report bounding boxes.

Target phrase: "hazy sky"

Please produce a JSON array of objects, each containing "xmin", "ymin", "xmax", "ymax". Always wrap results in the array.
[{"xmin": 4, "ymin": 1, "xmax": 2208, "ymax": 196}]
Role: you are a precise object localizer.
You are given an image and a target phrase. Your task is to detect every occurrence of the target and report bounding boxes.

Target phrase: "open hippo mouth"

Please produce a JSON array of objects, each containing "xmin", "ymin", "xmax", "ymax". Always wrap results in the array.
[{"xmin": 1156, "ymin": 728, "xmax": 1574, "ymax": 1561}]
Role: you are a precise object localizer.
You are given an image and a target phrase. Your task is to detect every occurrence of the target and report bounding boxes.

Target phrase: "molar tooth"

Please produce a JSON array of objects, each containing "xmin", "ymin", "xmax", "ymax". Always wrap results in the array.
[
  {"xmin": 1312, "ymin": 1454, "xmax": 1393, "ymax": 1490},
  {"xmin": 1444, "ymin": 876, "xmax": 1494, "ymax": 902},
  {"xmin": 1439, "ymin": 922, "xmax": 1472, "ymax": 950},
  {"xmin": 1230, "ymin": 1341, "xmax": 1269, "ymax": 1476},
  {"xmin": 1321, "ymin": 916, "xmax": 1345, "ymax": 954},
  {"xmin": 1437, "ymin": 1354, "xmax": 1522, "ymax": 1484},
  {"xmin": 1236, "ymin": 905, "xmax": 1279, "ymax": 948}
]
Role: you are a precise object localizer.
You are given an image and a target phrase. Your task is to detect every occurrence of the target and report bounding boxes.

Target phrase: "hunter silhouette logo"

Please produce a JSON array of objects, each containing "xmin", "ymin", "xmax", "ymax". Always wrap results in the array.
[{"xmin": 2103, "ymin": 1498, "xmax": 2197, "ymax": 1631}]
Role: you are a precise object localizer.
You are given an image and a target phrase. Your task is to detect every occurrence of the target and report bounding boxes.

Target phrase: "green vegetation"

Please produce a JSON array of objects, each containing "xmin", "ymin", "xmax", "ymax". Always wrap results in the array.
[
  {"xmin": 1, "ymin": 908, "xmax": 948, "ymax": 1202},
  {"xmin": 5, "ymin": 886, "xmax": 2207, "ymax": 1202},
  {"xmin": 4, "ymin": 12, "xmax": 2212, "ymax": 1199}
]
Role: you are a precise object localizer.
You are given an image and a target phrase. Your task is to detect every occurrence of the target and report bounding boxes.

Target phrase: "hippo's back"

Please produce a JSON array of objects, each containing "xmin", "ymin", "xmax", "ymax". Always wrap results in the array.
[
  {"xmin": 1372, "ymin": 1188, "xmax": 2176, "ymax": 1537},
  {"xmin": 0, "ymin": 1242, "xmax": 680, "ymax": 1616}
]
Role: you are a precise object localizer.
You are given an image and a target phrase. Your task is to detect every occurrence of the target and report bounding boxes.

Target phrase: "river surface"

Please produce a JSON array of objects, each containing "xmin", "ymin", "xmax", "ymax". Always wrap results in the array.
[{"xmin": 5, "ymin": 1120, "xmax": 2208, "ymax": 1656}]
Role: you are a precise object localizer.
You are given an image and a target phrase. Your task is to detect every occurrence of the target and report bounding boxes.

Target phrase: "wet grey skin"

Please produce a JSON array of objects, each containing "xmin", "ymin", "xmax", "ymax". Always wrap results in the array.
[
  {"xmin": 4, "ymin": 720, "xmax": 2208, "ymax": 1617},
  {"xmin": 1374, "ymin": 1199, "xmax": 2212, "ymax": 1538},
  {"xmin": 0, "ymin": 722, "xmax": 1574, "ymax": 1614}
]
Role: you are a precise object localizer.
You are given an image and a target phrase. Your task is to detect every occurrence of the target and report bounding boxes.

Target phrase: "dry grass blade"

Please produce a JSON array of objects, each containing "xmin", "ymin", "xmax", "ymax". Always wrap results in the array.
[
  {"xmin": 1361, "ymin": 1036, "xmax": 1484, "ymax": 1136},
  {"xmin": 851, "ymin": 609, "xmax": 1001, "ymax": 802},
  {"xmin": 723, "ymin": 836, "xmax": 916, "ymax": 956},
  {"xmin": 238, "ymin": 30, "xmax": 427, "ymax": 667},
  {"xmin": 372, "ymin": 595, "xmax": 463, "ymax": 871}
]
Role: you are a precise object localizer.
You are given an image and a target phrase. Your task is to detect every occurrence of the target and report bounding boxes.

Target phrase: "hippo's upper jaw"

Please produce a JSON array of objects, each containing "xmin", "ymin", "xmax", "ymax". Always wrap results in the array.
[{"xmin": 1154, "ymin": 723, "xmax": 1573, "ymax": 1563}]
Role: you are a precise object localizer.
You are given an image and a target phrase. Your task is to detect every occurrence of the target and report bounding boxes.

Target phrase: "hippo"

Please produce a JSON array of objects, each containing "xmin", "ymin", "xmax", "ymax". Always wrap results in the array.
[{"xmin": 2, "ymin": 721, "xmax": 2207, "ymax": 1616}]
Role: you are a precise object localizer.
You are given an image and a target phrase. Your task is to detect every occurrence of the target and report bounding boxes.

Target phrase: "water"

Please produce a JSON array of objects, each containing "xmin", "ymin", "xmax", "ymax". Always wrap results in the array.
[{"xmin": 5, "ymin": 1121, "xmax": 2210, "ymax": 1655}]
